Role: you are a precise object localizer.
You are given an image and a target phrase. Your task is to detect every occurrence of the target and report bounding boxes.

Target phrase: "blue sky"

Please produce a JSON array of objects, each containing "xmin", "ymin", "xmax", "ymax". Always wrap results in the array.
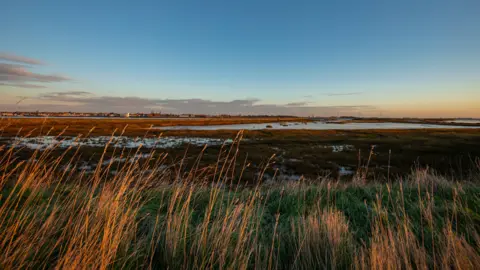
[{"xmin": 1, "ymin": 0, "xmax": 480, "ymax": 116}]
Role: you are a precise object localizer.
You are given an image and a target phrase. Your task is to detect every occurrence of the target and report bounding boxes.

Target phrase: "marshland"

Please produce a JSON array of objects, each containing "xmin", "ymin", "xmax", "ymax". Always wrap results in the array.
[
  {"xmin": 0, "ymin": 118, "xmax": 479, "ymax": 269},
  {"xmin": 4, "ymin": 0, "xmax": 480, "ymax": 268}
]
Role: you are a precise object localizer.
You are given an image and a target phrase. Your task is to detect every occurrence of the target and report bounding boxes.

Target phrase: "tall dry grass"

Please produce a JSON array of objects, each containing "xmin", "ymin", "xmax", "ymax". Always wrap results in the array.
[{"xmin": 0, "ymin": 131, "xmax": 479, "ymax": 269}]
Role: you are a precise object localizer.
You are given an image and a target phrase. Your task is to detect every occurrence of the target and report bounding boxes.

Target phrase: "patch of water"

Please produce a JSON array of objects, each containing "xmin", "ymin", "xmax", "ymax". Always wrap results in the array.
[
  {"xmin": 78, "ymin": 164, "xmax": 93, "ymax": 171},
  {"xmin": 314, "ymin": 144, "xmax": 355, "ymax": 152},
  {"xmin": 102, "ymin": 153, "xmax": 153, "ymax": 165},
  {"xmin": 5, "ymin": 136, "xmax": 232, "ymax": 151},
  {"xmin": 444, "ymin": 119, "xmax": 480, "ymax": 124},
  {"xmin": 338, "ymin": 166, "xmax": 355, "ymax": 176},
  {"xmin": 330, "ymin": 145, "xmax": 355, "ymax": 152},
  {"xmin": 154, "ymin": 122, "xmax": 479, "ymax": 130}
]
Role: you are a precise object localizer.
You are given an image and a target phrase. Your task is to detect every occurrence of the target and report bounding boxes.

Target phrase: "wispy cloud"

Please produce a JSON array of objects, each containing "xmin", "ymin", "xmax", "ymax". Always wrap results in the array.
[
  {"xmin": 0, "ymin": 63, "xmax": 70, "ymax": 82},
  {"xmin": 285, "ymin": 101, "xmax": 309, "ymax": 106},
  {"xmin": 0, "ymin": 52, "xmax": 70, "ymax": 88},
  {"xmin": 0, "ymin": 82, "xmax": 46, "ymax": 88},
  {"xmin": 0, "ymin": 52, "xmax": 44, "ymax": 65},
  {"xmin": 323, "ymin": 92, "xmax": 363, "ymax": 96},
  {"xmin": 40, "ymin": 91, "xmax": 92, "ymax": 99}
]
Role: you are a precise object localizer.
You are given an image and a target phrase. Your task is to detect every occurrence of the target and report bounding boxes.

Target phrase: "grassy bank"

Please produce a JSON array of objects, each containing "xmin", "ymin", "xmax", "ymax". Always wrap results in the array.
[{"xmin": 0, "ymin": 138, "xmax": 479, "ymax": 269}]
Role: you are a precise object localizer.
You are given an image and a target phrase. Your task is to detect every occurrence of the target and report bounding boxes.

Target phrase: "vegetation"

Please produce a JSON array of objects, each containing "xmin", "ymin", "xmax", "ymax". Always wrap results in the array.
[
  {"xmin": 0, "ymin": 133, "xmax": 479, "ymax": 269},
  {"xmin": 2, "ymin": 127, "xmax": 480, "ymax": 181},
  {"xmin": 0, "ymin": 117, "xmax": 306, "ymax": 137}
]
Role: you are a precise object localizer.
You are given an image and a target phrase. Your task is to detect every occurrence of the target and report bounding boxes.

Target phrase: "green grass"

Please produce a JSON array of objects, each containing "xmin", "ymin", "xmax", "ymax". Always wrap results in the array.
[{"xmin": 0, "ymin": 133, "xmax": 479, "ymax": 269}]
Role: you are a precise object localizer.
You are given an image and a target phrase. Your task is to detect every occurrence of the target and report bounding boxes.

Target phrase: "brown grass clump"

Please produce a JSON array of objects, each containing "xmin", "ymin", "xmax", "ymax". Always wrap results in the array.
[{"xmin": 291, "ymin": 207, "xmax": 354, "ymax": 269}]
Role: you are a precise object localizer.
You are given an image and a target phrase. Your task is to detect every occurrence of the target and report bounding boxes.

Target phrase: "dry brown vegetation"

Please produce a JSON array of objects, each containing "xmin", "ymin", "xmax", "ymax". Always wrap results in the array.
[
  {"xmin": 0, "ymin": 132, "xmax": 479, "ymax": 269},
  {"xmin": 0, "ymin": 117, "xmax": 305, "ymax": 137},
  {"xmin": 2, "ymin": 117, "xmax": 479, "ymax": 138}
]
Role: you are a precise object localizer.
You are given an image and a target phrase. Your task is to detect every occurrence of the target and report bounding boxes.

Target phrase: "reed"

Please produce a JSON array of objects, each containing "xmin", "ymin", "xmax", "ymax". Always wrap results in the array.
[{"xmin": 0, "ymin": 132, "xmax": 479, "ymax": 269}]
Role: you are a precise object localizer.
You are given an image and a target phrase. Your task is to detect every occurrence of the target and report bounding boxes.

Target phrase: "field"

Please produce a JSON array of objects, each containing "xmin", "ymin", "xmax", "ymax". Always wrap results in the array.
[
  {"xmin": 1, "ymin": 118, "xmax": 480, "ymax": 269},
  {"xmin": 0, "ymin": 117, "xmax": 307, "ymax": 137},
  {"xmin": 2, "ymin": 118, "xmax": 480, "ymax": 181}
]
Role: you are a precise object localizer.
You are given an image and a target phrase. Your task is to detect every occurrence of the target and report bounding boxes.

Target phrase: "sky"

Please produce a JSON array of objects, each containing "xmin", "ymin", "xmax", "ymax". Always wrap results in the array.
[{"xmin": 1, "ymin": 0, "xmax": 480, "ymax": 117}]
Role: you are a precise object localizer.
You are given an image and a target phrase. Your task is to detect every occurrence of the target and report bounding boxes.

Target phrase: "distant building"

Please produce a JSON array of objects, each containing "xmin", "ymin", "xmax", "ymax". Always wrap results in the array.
[{"xmin": 124, "ymin": 113, "xmax": 130, "ymax": 118}]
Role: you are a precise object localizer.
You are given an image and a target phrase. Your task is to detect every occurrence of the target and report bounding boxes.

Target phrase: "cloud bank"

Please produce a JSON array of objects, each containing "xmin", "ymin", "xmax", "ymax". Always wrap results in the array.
[
  {"xmin": 3, "ymin": 91, "xmax": 376, "ymax": 116},
  {"xmin": 0, "ymin": 53, "xmax": 70, "ymax": 88}
]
